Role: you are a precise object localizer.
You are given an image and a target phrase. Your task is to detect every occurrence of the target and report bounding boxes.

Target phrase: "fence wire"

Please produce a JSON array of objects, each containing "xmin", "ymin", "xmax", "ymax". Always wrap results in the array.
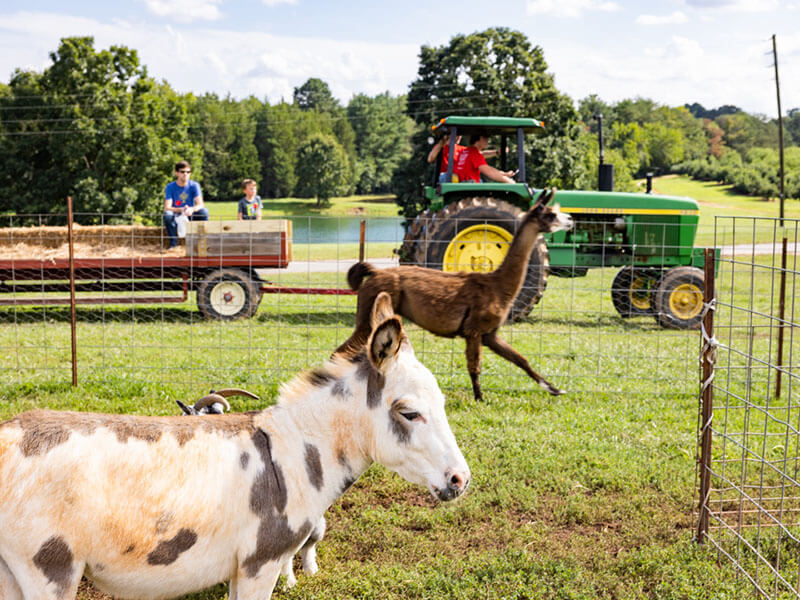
[
  {"xmin": 697, "ymin": 216, "xmax": 800, "ymax": 599},
  {"xmin": 0, "ymin": 211, "xmax": 709, "ymax": 401}
]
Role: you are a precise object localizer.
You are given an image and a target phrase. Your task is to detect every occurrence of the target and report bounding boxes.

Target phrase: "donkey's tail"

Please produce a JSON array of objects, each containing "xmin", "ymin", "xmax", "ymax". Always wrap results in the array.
[{"xmin": 347, "ymin": 262, "xmax": 377, "ymax": 291}]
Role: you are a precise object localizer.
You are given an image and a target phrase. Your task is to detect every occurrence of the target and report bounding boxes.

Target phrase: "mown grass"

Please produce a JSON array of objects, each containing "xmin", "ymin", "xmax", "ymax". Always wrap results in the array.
[
  {"xmin": 207, "ymin": 193, "xmax": 400, "ymax": 219},
  {"xmin": 649, "ymin": 175, "xmax": 799, "ymax": 247},
  {"xmin": 3, "ymin": 251, "xmax": 796, "ymax": 599}
]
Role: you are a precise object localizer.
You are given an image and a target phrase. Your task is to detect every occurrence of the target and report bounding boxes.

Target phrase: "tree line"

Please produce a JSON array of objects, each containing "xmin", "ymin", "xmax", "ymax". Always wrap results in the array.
[{"xmin": 0, "ymin": 31, "xmax": 797, "ymax": 224}]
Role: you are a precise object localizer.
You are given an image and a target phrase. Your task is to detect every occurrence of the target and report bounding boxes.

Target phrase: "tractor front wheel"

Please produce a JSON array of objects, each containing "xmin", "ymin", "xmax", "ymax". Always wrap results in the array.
[
  {"xmin": 611, "ymin": 266, "xmax": 661, "ymax": 318},
  {"xmin": 653, "ymin": 266, "xmax": 705, "ymax": 329}
]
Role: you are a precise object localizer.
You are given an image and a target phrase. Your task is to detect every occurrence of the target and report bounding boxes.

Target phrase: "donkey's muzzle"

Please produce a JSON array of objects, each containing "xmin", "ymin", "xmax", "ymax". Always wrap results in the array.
[{"xmin": 434, "ymin": 469, "xmax": 470, "ymax": 501}]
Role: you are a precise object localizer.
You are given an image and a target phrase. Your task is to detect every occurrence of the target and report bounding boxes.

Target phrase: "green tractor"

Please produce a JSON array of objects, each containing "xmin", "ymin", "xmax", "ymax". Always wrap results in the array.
[{"xmin": 398, "ymin": 115, "xmax": 708, "ymax": 329}]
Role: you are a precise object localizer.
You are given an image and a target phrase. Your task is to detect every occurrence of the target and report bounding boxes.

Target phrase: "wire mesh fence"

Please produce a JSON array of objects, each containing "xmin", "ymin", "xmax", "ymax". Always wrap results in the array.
[
  {"xmin": 0, "ymin": 210, "xmax": 711, "ymax": 402},
  {"xmin": 696, "ymin": 216, "xmax": 800, "ymax": 599}
]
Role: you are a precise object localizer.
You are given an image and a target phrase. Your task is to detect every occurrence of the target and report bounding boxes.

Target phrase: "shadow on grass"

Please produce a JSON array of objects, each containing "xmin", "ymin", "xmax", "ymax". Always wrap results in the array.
[
  {"xmin": 0, "ymin": 306, "xmax": 352, "ymax": 327},
  {"xmin": 0, "ymin": 306, "xmax": 201, "ymax": 324},
  {"xmin": 522, "ymin": 313, "xmax": 662, "ymax": 331},
  {"xmin": 254, "ymin": 310, "xmax": 351, "ymax": 326}
]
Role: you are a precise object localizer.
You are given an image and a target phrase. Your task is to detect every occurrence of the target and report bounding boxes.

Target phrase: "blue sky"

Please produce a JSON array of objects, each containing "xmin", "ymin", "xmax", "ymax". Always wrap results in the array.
[{"xmin": 1, "ymin": 0, "xmax": 798, "ymax": 116}]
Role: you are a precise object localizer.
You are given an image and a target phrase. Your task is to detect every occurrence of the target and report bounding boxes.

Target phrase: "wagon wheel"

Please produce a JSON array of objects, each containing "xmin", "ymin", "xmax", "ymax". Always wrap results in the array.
[
  {"xmin": 196, "ymin": 268, "xmax": 262, "ymax": 320},
  {"xmin": 652, "ymin": 266, "xmax": 705, "ymax": 330},
  {"xmin": 611, "ymin": 266, "xmax": 661, "ymax": 318},
  {"xmin": 400, "ymin": 197, "xmax": 549, "ymax": 322}
]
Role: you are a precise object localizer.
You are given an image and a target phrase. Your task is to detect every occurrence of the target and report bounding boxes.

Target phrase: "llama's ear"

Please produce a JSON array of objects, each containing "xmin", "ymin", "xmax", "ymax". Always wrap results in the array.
[
  {"xmin": 368, "ymin": 317, "xmax": 403, "ymax": 370},
  {"xmin": 537, "ymin": 188, "xmax": 556, "ymax": 207},
  {"xmin": 370, "ymin": 291, "xmax": 395, "ymax": 329}
]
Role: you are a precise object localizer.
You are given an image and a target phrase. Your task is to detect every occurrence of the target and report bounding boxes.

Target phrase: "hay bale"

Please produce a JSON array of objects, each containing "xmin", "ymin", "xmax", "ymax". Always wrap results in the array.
[{"xmin": 0, "ymin": 225, "xmax": 178, "ymax": 258}]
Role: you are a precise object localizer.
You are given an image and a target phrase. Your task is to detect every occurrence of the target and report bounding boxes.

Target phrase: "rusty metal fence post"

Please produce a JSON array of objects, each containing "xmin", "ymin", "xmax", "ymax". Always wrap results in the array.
[
  {"xmin": 697, "ymin": 247, "xmax": 717, "ymax": 542},
  {"xmin": 67, "ymin": 197, "xmax": 78, "ymax": 386}
]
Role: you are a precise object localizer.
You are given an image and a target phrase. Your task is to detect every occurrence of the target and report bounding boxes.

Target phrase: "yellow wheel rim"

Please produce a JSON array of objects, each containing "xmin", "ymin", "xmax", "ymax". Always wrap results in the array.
[
  {"xmin": 442, "ymin": 224, "xmax": 513, "ymax": 272},
  {"xmin": 668, "ymin": 283, "xmax": 703, "ymax": 319},
  {"xmin": 629, "ymin": 276, "xmax": 652, "ymax": 310}
]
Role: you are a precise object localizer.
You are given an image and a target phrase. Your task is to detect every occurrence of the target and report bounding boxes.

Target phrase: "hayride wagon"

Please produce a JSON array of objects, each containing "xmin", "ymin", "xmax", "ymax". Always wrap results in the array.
[
  {"xmin": 0, "ymin": 218, "xmax": 353, "ymax": 319},
  {"xmin": 398, "ymin": 116, "xmax": 710, "ymax": 329}
]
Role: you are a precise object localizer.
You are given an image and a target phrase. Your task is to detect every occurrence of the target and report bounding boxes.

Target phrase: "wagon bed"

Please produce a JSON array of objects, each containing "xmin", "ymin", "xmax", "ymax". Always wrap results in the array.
[{"xmin": 0, "ymin": 219, "xmax": 355, "ymax": 319}]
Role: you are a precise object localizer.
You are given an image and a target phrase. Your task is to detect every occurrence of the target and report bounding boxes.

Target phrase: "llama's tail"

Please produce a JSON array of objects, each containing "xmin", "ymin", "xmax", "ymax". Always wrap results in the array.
[{"xmin": 347, "ymin": 261, "xmax": 377, "ymax": 291}]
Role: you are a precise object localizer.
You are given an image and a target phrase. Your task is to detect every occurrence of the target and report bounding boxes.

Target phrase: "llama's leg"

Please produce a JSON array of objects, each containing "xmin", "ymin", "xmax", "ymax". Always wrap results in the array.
[
  {"xmin": 465, "ymin": 335, "xmax": 484, "ymax": 401},
  {"xmin": 482, "ymin": 331, "xmax": 564, "ymax": 395}
]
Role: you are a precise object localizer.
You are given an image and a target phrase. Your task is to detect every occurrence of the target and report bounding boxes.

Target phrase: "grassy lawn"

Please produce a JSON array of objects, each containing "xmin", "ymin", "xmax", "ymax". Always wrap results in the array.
[
  {"xmin": 3, "ymin": 255, "xmax": 794, "ymax": 599},
  {"xmin": 207, "ymin": 193, "xmax": 401, "ymax": 220},
  {"xmin": 649, "ymin": 174, "xmax": 799, "ymax": 247}
]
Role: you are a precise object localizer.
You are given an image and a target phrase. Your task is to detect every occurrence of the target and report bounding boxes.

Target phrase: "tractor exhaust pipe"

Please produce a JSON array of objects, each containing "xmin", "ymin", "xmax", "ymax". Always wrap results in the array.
[{"xmin": 595, "ymin": 113, "xmax": 614, "ymax": 192}]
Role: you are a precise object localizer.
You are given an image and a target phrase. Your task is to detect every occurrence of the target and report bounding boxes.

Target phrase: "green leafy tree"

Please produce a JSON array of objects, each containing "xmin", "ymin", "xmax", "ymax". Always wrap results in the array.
[
  {"xmin": 397, "ymin": 28, "xmax": 583, "ymax": 218},
  {"xmin": 577, "ymin": 94, "xmax": 613, "ymax": 134},
  {"xmin": 0, "ymin": 37, "xmax": 199, "ymax": 222},
  {"xmin": 642, "ymin": 122, "xmax": 685, "ymax": 173},
  {"xmin": 254, "ymin": 100, "xmax": 355, "ymax": 198},
  {"xmin": 293, "ymin": 78, "xmax": 340, "ymax": 113},
  {"xmin": 717, "ymin": 112, "xmax": 778, "ymax": 154},
  {"xmin": 347, "ymin": 92, "xmax": 413, "ymax": 193},
  {"xmin": 290, "ymin": 78, "xmax": 357, "ymax": 195},
  {"xmin": 190, "ymin": 94, "xmax": 260, "ymax": 202},
  {"xmin": 785, "ymin": 108, "xmax": 800, "ymax": 146},
  {"xmin": 295, "ymin": 133, "xmax": 350, "ymax": 206}
]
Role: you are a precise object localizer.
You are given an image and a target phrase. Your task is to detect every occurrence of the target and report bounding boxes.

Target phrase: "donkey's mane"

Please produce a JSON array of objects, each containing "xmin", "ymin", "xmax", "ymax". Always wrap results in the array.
[{"xmin": 277, "ymin": 354, "xmax": 360, "ymax": 407}]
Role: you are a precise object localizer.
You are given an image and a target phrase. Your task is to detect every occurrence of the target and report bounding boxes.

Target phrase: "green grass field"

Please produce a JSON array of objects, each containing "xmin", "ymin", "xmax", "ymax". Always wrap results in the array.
[
  {"xmin": 648, "ymin": 175, "xmax": 798, "ymax": 247},
  {"xmin": 208, "ymin": 193, "xmax": 401, "ymax": 220},
  {"xmin": 1, "ymin": 178, "xmax": 797, "ymax": 598},
  {"xmin": 2, "ymin": 253, "xmax": 796, "ymax": 599}
]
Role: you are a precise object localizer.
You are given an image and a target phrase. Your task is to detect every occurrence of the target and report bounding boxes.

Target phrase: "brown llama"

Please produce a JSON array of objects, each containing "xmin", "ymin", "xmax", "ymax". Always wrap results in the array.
[{"xmin": 335, "ymin": 189, "xmax": 573, "ymax": 401}]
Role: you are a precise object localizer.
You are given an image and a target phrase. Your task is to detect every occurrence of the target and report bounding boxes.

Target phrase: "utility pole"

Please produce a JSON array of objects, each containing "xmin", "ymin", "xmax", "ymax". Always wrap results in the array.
[{"xmin": 772, "ymin": 34, "xmax": 788, "ymax": 399}]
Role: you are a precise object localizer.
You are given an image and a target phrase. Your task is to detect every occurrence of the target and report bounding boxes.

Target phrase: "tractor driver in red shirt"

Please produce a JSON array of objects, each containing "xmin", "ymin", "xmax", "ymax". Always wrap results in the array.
[{"xmin": 453, "ymin": 131, "xmax": 516, "ymax": 184}]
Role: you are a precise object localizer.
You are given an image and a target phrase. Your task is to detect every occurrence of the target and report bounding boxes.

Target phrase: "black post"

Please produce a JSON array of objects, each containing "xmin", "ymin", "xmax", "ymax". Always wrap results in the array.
[
  {"xmin": 595, "ymin": 114, "xmax": 614, "ymax": 191},
  {"xmin": 595, "ymin": 113, "xmax": 604, "ymax": 165},
  {"xmin": 445, "ymin": 129, "xmax": 457, "ymax": 183},
  {"xmin": 646, "ymin": 172, "xmax": 654, "ymax": 194}
]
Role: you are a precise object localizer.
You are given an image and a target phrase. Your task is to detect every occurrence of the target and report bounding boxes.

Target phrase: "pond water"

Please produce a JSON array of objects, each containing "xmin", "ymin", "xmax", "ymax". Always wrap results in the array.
[{"xmin": 288, "ymin": 216, "xmax": 406, "ymax": 244}]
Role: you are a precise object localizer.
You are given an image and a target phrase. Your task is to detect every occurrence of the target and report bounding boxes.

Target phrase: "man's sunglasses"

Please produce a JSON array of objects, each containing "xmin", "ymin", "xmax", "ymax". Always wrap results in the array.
[{"xmin": 178, "ymin": 170, "xmax": 191, "ymax": 173}]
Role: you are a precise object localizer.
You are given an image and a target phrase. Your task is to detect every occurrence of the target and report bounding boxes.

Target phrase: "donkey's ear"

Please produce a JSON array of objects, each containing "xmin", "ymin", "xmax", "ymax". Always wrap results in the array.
[
  {"xmin": 370, "ymin": 291, "xmax": 396, "ymax": 329},
  {"xmin": 368, "ymin": 318, "xmax": 403, "ymax": 370}
]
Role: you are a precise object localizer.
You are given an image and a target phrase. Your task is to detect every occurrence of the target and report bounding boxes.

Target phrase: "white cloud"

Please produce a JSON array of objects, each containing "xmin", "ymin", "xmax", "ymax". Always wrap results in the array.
[
  {"xmin": 526, "ymin": 0, "xmax": 620, "ymax": 18},
  {"xmin": 143, "ymin": 0, "xmax": 223, "ymax": 22},
  {"xmin": 682, "ymin": 0, "xmax": 781, "ymax": 11},
  {"xmin": 636, "ymin": 11, "xmax": 689, "ymax": 25},
  {"xmin": 0, "ymin": 11, "xmax": 418, "ymax": 105},
  {"xmin": 261, "ymin": 0, "xmax": 297, "ymax": 5}
]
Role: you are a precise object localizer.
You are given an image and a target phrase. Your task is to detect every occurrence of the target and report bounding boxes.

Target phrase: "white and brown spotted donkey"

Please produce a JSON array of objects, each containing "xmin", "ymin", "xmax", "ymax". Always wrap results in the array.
[{"xmin": 0, "ymin": 292, "xmax": 470, "ymax": 600}]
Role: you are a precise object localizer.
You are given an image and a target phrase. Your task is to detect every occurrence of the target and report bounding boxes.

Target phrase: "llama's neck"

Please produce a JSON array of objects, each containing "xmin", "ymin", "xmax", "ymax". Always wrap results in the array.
[{"xmin": 490, "ymin": 212, "xmax": 542, "ymax": 295}]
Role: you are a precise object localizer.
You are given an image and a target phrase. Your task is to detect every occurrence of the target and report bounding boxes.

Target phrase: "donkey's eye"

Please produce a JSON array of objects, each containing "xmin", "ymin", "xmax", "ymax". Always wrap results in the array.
[{"xmin": 401, "ymin": 411, "xmax": 421, "ymax": 422}]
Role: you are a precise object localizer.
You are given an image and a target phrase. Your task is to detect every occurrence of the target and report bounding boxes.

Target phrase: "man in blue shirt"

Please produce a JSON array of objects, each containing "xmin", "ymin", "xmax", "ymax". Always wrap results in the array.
[{"xmin": 163, "ymin": 160, "xmax": 209, "ymax": 248}]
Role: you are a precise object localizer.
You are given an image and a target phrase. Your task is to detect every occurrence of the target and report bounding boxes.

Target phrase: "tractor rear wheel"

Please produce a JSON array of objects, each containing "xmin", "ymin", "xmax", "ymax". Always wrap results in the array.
[
  {"xmin": 398, "ymin": 197, "xmax": 549, "ymax": 321},
  {"xmin": 653, "ymin": 266, "xmax": 705, "ymax": 329}
]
